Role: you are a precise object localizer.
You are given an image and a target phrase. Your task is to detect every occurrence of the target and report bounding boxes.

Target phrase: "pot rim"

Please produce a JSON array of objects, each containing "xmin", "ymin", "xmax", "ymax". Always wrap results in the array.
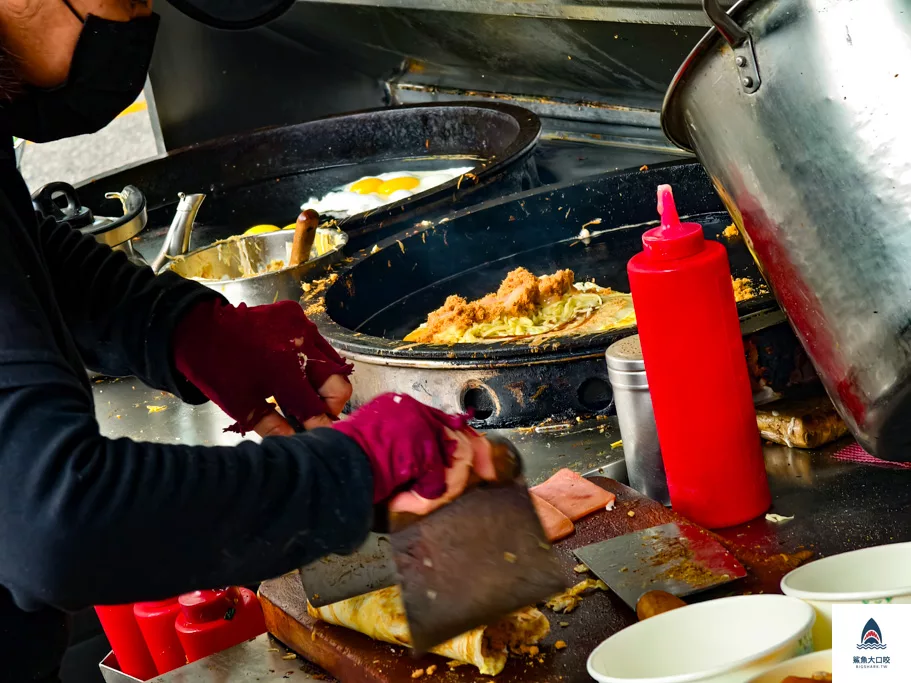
[{"xmin": 661, "ymin": 0, "xmax": 755, "ymax": 152}]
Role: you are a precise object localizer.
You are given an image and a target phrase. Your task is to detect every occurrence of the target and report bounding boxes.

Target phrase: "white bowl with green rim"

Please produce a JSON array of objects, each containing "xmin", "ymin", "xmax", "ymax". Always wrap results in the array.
[
  {"xmin": 587, "ymin": 595, "xmax": 815, "ymax": 683},
  {"xmin": 781, "ymin": 542, "xmax": 911, "ymax": 651}
]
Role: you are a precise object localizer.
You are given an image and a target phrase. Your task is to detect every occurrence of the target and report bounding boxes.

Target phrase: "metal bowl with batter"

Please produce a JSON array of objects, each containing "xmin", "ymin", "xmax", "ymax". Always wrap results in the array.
[{"xmin": 165, "ymin": 227, "xmax": 348, "ymax": 307}]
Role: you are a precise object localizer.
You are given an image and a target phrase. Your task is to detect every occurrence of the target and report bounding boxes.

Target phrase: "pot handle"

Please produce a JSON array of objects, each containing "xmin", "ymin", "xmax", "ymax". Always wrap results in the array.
[{"xmin": 702, "ymin": 0, "xmax": 762, "ymax": 93}]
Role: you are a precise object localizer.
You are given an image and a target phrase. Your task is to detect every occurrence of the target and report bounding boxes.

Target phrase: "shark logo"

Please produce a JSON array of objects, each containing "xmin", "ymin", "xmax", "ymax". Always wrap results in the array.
[{"xmin": 858, "ymin": 618, "xmax": 887, "ymax": 650}]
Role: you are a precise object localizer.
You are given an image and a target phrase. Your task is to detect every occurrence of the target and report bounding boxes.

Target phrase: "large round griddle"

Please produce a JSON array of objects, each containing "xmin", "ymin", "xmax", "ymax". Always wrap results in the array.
[
  {"xmin": 76, "ymin": 102, "xmax": 541, "ymax": 258},
  {"xmin": 312, "ymin": 161, "xmax": 784, "ymax": 427}
]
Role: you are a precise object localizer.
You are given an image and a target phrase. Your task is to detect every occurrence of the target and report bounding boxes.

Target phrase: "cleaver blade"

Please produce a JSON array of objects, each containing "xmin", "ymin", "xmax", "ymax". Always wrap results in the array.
[{"xmin": 299, "ymin": 532, "xmax": 397, "ymax": 607}]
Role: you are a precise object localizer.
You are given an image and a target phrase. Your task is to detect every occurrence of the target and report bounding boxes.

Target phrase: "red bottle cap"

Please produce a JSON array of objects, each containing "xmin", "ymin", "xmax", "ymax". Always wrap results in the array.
[
  {"xmin": 642, "ymin": 184, "xmax": 705, "ymax": 260},
  {"xmin": 178, "ymin": 588, "xmax": 239, "ymax": 624}
]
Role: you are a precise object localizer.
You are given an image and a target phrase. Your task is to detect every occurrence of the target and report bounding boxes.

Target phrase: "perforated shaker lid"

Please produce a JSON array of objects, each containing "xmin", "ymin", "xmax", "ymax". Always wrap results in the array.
[{"xmin": 605, "ymin": 335, "xmax": 645, "ymax": 373}]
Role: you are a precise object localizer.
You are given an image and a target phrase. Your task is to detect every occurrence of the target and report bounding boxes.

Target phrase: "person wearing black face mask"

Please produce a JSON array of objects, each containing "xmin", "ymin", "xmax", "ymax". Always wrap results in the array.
[{"xmin": 0, "ymin": 2, "xmax": 495, "ymax": 681}]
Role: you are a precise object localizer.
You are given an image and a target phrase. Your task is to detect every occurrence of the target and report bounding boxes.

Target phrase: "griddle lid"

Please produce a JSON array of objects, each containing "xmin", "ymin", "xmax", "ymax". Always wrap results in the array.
[{"xmin": 166, "ymin": 0, "xmax": 294, "ymax": 29}]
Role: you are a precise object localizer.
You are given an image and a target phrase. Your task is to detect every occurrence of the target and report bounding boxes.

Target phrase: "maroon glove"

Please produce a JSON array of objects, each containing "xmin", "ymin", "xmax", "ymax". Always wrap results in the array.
[
  {"xmin": 173, "ymin": 298, "xmax": 353, "ymax": 434},
  {"xmin": 333, "ymin": 393, "xmax": 470, "ymax": 503}
]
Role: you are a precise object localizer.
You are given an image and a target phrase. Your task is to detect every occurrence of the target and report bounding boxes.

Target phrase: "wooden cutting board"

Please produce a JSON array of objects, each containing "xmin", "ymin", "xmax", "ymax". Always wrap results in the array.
[{"xmin": 260, "ymin": 478, "xmax": 809, "ymax": 683}]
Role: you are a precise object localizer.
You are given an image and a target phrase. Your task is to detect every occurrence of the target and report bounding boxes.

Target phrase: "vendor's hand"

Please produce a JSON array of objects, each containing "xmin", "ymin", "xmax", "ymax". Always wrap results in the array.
[
  {"xmin": 332, "ymin": 394, "xmax": 496, "ymax": 507},
  {"xmin": 173, "ymin": 299, "xmax": 353, "ymax": 435}
]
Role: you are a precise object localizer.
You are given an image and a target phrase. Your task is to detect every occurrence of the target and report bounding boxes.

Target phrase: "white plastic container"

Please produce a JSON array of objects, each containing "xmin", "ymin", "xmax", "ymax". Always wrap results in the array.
[
  {"xmin": 587, "ymin": 595, "xmax": 815, "ymax": 683},
  {"xmin": 746, "ymin": 650, "xmax": 831, "ymax": 683},
  {"xmin": 781, "ymin": 542, "xmax": 911, "ymax": 650}
]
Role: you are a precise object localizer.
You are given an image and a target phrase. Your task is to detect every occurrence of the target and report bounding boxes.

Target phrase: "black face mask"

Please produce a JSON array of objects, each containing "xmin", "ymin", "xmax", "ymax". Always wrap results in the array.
[{"xmin": 0, "ymin": 11, "xmax": 160, "ymax": 143}]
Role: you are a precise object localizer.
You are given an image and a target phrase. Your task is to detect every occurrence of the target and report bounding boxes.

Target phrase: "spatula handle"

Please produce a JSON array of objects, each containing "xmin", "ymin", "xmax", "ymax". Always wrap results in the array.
[
  {"xmin": 388, "ymin": 436, "xmax": 522, "ymax": 531},
  {"xmin": 289, "ymin": 209, "xmax": 319, "ymax": 267}
]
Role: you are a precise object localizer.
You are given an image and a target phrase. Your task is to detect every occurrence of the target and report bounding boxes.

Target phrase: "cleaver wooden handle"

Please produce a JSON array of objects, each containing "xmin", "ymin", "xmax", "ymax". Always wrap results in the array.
[
  {"xmin": 636, "ymin": 591, "xmax": 687, "ymax": 621},
  {"xmin": 388, "ymin": 436, "xmax": 522, "ymax": 531}
]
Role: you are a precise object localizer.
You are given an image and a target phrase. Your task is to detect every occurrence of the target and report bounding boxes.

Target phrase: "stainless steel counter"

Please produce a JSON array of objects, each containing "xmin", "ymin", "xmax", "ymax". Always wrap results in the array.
[
  {"xmin": 93, "ymin": 376, "xmax": 911, "ymax": 681},
  {"xmin": 91, "ymin": 376, "xmax": 628, "ymax": 485},
  {"xmin": 92, "ymin": 375, "xmax": 911, "ymax": 556},
  {"xmin": 100, "ymin": 634, "xmax": 326, "ymax": 683}
]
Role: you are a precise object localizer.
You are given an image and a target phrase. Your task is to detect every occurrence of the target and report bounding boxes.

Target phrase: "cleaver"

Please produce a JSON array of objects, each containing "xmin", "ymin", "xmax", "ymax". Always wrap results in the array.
[
  {"xmin": 573, "ymin": 521, "xmax": 746, "ymax": 612},
  {"xmin": 300, "ymin": 436, "xmax": 565, "ymax": 653},
  {"xmin": 390, "ymin": 436, "xmax": 565, "ymax": 653},
  {"xmin": 299, "ymin": 532, "xmax": 397, "ymax": 608}
]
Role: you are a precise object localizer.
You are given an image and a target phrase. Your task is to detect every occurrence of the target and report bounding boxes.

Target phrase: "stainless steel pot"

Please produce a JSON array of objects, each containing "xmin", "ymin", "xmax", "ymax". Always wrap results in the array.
[
  {"xmin": 162, "ymin": 227, "xmax": 347, "ymax": 307},
  {"xmin": 663, "ymin": 0, "xmax": 911, "ymax": 459}
]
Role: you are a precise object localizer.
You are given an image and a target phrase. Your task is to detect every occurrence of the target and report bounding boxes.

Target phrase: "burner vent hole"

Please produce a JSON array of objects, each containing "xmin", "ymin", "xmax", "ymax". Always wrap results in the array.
[
  {"xmin": 461, "ymin": 383, "xmax": 497, "ymax": 422},
  {"xmin": 577, "ymin": 377, "xmax": 613, "ymax": 412}
]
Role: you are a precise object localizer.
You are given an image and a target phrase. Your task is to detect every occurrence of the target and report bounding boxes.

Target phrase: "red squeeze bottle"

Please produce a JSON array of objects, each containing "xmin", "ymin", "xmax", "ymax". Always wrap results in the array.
[
  {"xmin": 627, "ymin": 184, "xmax": 770, "ymax": 528},
  {"xmin": 134, "ymin": 598, "xmax": 187, "ymax": 675},
  {"xmin": 94, "ymin": 604, "xmax": 158, "ymax": 681},
  {"xmin": 175, "ymin": 587, "xmax": 266, "ymax": 663}
]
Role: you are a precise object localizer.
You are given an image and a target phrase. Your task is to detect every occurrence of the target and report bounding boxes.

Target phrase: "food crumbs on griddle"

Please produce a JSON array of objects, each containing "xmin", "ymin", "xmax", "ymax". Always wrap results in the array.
[
  {"xmin": 281, "ymin": 653, "xmax": 297, "ymax": 660},
  {"xmin": 639, "ymin": 165, "xmax": 649, "ymax": 171},
  {"xmin": 267, "ymin": 647, "xmax": 280, "ymax": 652},
  {"xmin": 627, "ymin": 511, "xmax": 635, "ymax": 518},
  {"xmin": 426, "ymin": 664, "xmax": 437, "ymax": 675},
  {"xmin": 411, "ymin": 668, "xmax": 425, "ymax": 679},
  {"xmin": 647, "ymin": 536, "xmax": 729, "ymax": 588},
  {"xmin": 504, "ymin": 552, "xmax": 518, "ymax": 563},
  {"xmin": 732, "ymin": 277, "xmax": 755, "ymax": 302},
  {"xmin": 555, "ymin": 640, "xmax": 567, "ymax": 650},
  {"xmin": 573, "ymin": 564, "xmax": 590, "ymax": 574},
  {"xmin": 559, "ymin": 621, "xmax": 569, "ymax": 627},
  {"xmin": 766, "ymin": 513, "xmax": 795, "ymax": 523},
  {"xmin": 619, "ymin": 567, "xmax": 629, "ymax": 573},
  {"xmin": 722, "ymin": 223, "xmax": 740, "ymax": 239},
  {"xmin": 516, "ymin": 644, "xmax": 540, "ymax": 657},
  {"xmin": 545, "ymin": 579, "xmax": 609, "ymax": 613}
]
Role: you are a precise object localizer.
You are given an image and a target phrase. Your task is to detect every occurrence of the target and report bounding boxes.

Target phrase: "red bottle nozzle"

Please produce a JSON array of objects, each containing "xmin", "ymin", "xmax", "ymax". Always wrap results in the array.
[
  {"xmin": 642, "ymin": 184, "xmax": 704, "ymax": 260},
  {"xmin": 657, "ymin": 184, "xmax": 680, "ymax": 226}
]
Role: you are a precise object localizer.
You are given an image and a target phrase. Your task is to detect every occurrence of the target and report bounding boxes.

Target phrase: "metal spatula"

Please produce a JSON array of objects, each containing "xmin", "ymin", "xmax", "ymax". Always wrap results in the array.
[
  {"xmin": 391, "ymin": 436, "xmax": 565, "ymax": 653},
  {"xmin": 573, "ymin": 522, "xmax": 746, "ymax": 611}
]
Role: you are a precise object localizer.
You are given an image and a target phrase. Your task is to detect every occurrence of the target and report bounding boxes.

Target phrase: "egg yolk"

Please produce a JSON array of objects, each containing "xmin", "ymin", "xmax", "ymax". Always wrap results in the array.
[
  {"xmin": 377, "ymin": 176, "xmax": 421, "ymax": 196},
  {"xmin": 244, "ymin": 224, "xmax": 280, "ymax": 236},
  {"xmin": 349, "ymin": 177, "xmax": 384, "ymax": 194}
]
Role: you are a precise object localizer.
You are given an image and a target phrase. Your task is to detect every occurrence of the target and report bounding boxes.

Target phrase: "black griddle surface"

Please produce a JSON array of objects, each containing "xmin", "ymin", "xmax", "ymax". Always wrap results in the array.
[
  {"xmin": 357, "ymin": 211, "xmax": 750, "ymax": 340},
  {"xmin": 319, "ymin": 161, "xmax": 777, "ymax": 361}
]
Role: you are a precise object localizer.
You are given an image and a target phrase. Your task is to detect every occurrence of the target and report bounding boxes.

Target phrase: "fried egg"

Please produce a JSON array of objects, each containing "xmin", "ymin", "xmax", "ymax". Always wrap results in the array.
[{"xmin": 300, "ymin": 167, "xmax": 474, "ymax": 218}]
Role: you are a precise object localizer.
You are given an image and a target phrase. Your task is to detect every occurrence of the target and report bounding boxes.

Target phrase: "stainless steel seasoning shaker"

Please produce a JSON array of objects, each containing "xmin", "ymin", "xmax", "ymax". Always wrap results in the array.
[{"xmin": 606, "ymin": 335, "xmax": 670, "ymax": 506}]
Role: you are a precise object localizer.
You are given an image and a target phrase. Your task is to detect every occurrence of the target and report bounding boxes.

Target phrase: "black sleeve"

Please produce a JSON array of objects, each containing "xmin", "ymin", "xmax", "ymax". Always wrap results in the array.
[
  {"xmin": 0, "ymin": 227, "xmax": 373, "ymax": 612},
  {"xmin": 0, "ymin": 373, "xmax": 374, "ymax": 612},
  {"xmin": 34, "ymin": 216, "xmax": 220, "ymax": 403}
]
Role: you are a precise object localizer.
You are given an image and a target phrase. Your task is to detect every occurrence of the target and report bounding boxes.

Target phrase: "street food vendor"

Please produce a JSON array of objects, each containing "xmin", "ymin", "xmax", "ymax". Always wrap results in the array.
[{"xmin": 0, "ymin": 1, "xmax": 490, "ymax": 680}]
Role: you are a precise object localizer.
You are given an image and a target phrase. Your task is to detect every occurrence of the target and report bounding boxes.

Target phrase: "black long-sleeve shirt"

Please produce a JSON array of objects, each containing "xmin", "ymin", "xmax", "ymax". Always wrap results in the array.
[{"xmin": 0, "ymin": 141, "xmax": 373, "ymax": 678}]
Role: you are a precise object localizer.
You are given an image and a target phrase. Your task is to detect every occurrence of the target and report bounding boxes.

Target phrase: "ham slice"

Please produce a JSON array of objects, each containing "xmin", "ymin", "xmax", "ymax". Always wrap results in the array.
[
  {"xmin": 531, "ymin": 469, "xmax": 616, "ymax": 522},
  {"xmin": 530, "ymin": 492, "xmax": 575, "ymax": 542}
]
